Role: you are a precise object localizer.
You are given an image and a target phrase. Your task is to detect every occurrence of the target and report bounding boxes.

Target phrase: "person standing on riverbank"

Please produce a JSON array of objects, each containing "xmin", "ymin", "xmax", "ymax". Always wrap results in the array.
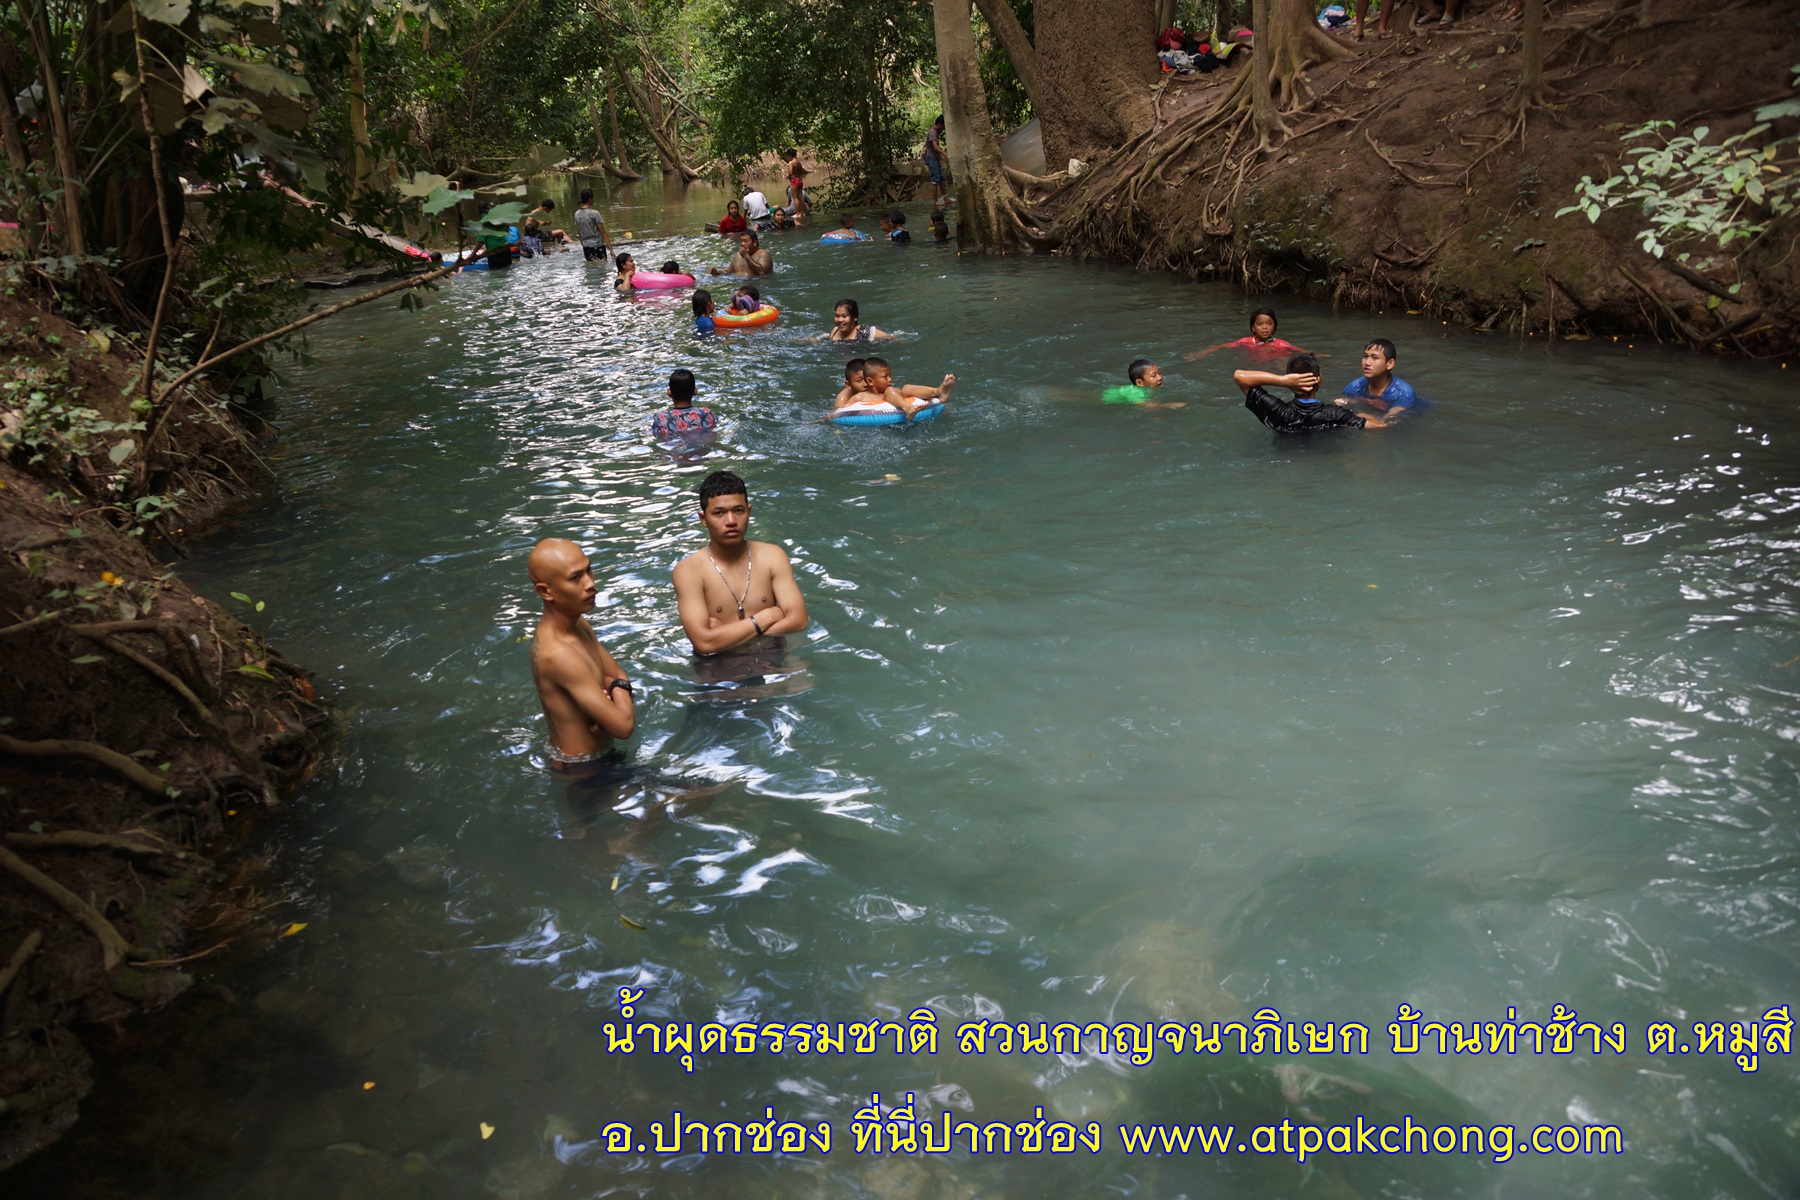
[
  {"xmin": 574, "ymin": 189, "xmax": 609, "ymax": 263},
  {"xmin": 528, "ymin": 539, "xmax": 636, "ymax": 771},
  {"xmin": 672, "ymin": 471, "xmax": 807, "ymax": 655},
  {"xmin": 924, "ymin": 115, "xmax": 948, "ymax": 209}
]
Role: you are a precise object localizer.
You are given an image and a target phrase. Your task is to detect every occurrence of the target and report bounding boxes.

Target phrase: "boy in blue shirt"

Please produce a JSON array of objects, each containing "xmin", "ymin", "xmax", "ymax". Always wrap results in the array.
[{"xmin": 1337, "ymin": 338, "xmax": 1422, "ymax": 418}]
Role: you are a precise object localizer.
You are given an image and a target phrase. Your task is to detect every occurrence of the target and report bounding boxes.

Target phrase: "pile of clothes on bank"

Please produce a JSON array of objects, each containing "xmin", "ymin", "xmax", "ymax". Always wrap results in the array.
[{"xmin": 1155, "ymin": 25, "xmax": 1246, "ymax": 74}]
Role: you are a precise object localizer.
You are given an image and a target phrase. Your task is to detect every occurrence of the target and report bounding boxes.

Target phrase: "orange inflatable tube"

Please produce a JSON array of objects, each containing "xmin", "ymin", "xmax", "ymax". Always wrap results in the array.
[{"xmin": 713, "ymin": 304, "xmax": 779, "ymax": 330}]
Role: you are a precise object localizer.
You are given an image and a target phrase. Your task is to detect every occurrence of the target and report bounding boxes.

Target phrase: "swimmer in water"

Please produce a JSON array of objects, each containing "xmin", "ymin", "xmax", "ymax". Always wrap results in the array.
[
  {"xmin": 528, "ymin": 538, "xmax": 636, "ymax": 771},
  {"xmin": 1235, "ymin": 353, "xmax": 1387, "ymax": 434},
  {"xmin": 1334, "ymin": 337, "xmax": 1421, "ymax": 419},
  {"xmin": 832, "ymin": 358, "xmax": 948, "ymax": 410},
  {"xmin": 1187, "ymin": 308, "xmax": 1304, "ymax": 360},
  {"xmin": 1102, "ymin": 358, "xmax": 1187, "ymax": 409},
  {"xmin": 672, "ymin": 471, "xmax": 808, "ymax": 656},
  {"xmin": 845, "ymin": 356, "xmax": 955, "ymax": 422},
  {"xmin": 819, "ymin": 298, "xmax": 893, "ymax": 343}
]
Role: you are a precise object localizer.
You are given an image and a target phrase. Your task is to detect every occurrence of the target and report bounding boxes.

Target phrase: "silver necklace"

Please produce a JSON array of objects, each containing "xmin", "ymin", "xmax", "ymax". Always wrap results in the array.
[{"xmin": 706, "ymin": 549, "xmax": 753, "ymax": 618}]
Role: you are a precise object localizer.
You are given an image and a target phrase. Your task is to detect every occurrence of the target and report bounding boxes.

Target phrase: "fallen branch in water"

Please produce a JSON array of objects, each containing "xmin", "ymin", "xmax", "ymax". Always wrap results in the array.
[{"xmin": 0, "ymin": 842, "xmax": 144, "ymax": 970}]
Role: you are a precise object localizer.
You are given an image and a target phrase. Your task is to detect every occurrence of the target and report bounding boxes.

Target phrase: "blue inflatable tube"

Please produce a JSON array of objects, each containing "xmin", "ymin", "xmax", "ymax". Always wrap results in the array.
[{"xmin": 830, "ymin": 401, "xmax": 945, "ymax": 427}]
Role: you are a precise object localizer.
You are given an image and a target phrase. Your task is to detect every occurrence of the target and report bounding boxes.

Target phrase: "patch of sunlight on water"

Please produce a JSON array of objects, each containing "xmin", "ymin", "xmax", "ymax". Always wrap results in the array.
[{"xmin": 130, "ymin": 173, "xmax": 1800, "ymax": 1199}]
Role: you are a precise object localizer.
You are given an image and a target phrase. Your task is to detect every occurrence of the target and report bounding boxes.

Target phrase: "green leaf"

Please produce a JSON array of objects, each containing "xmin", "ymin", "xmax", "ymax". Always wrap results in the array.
[
  {"xmin": 420, "ymin": 186, "xmax": 471, "ymax": 215},
  {"xmin": 204, "ymin": 53, "xmax": 313, "ymax": 98},
  {"xmin": 71, "ymin": 654, "xmax": 104, "ymax": 664},
  {"xmin": 135, "ymin": 0, "xmax": 191, "ymax": 26},
  {"xmin": 480, "ymin": 202, "xmax": 525, "ymax": 228},
  {"xmin": 108, "ymin": 438, "xmax": 136, "ymax": 465},
  {"xmin": 230, "ymin": 591, "xmax": 252, "ymax": 603},
  {"xmin": 238, "ymin": 663, "xmax": 275, "ymax": 679},
  {"xmin": 254, "ymin": 600, "xmax": 265, "ymax": 612},
  {"xmin": 27, "ymin": 821, "xmax": 43, "ymax": 834},
  {"xmin": 396, "ymin": 171, "xmax": 453, "ymax": 199}
]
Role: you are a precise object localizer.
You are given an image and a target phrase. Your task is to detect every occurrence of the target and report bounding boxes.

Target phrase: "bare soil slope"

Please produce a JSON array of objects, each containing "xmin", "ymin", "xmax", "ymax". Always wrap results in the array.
[{"xmin": 1047, "ymin": 0, "xmax": 1799, "ymax": 356}]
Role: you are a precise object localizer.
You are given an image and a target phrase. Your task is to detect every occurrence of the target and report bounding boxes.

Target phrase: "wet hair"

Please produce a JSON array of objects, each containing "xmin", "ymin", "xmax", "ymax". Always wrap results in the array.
[
  {"xmin": 1365, "ymin": 337, "xmax": 1397, "ymax": 362},
  {"xmin": 614, "ymin": 251, "xmax": 633, "ymax": 271},
  {"xmin": 887, "ymin": 209, "xmax": 906, "ymax": 227},
  {"xmin": 698, "ymin": 470, "xmax": 747, "ymax": 508},
  {"xmin": 1127, "ymin": 357, "xmax": 1157, "ymax": 385},
  {"xmin": 782, "ymin": 147, "xmax": 797, "ymax": 159},
  {"xmin": 727, "ymin": 200, "xmax": 741, "ymax": 214},
  {"xmin": 835, "ymin": 298, "xmax": 860, "ymax": 320},
  {"xmin": 669, "ymin": 368, "xmax": 696, "ymax": 402},
  {"xmin": 660, "ymin": 260, "xmax": 681, "ymax": 274},
  {"xmin": 741, "ymin": 231, "xmax": 761, "ymax": 247},
  {"xmin": 1286, "ymin": 353, "xmax": 1322, "ymax": 376},
  {"xmin": 579, "ymin": 188, "xmax": 594, "ymax": 204},
  {"xmin": 862, "ymin": 356, "xmax": 889, "ymax": 374},
  {"xmin": 691, "ymin": 288, "xmax": 713, "ymax": 316},
  {"xmin": 838, "ymin": 213, "xmax": 855, "ymax": 227},
  {"xmin": 736, "ymin": 284, "xmax": 760, "ymax": 305},
  {"xmin": 1249, "ymin": 307, "xmax": 1278, "ymax": 332},
  {"xmin": 536, "ymin": 198, "xmax": 554, "ymax": 211},
  {"xmin": 844, "ymin": 358, "xmax": 866, "ymax": 382}
]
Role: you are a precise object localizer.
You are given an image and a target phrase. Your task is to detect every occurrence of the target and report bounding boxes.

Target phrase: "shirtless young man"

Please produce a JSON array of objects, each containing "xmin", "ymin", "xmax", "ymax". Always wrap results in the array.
[
  {"xmin": 707, "ymin": 231, "xmax": 774, "ymax": 277},
  {"xmin": 847, "ymin": 356, "xmax": 954, "ymax": 423},
  {"xmin": 672, "ymin": 471, "xmax": 808, "ymax": 656},
  {"xmin": 528, "ymin": 538, "xmax": 636, "ymax": 771}
]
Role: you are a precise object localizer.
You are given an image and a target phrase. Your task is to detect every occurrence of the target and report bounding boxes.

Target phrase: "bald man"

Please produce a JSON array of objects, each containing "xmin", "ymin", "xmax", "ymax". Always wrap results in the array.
[{"xmin": 528, "ymin": 538, "xmax": 636, "ymax": 771}]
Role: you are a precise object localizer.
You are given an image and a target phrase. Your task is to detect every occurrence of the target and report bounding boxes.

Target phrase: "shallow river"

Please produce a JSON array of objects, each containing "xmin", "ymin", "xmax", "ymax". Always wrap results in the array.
[{"xmin": 56, "ymin": 177, "xmax": 1800, "ymax": 1198}]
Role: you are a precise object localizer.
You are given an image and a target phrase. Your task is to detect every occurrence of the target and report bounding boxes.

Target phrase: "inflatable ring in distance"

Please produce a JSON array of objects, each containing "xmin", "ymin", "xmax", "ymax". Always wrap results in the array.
[
  {"xmin": 631, "ymin": 270, "xmax": 696, "ymax": 290},
  {"xmin": 713, "ymin": 304, "xmax": 779, "ymax": 330}
]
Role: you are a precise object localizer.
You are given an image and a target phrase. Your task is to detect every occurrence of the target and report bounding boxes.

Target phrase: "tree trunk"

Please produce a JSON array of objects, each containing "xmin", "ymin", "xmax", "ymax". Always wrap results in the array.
[
  {"xmin": 1033, "ymin": 0, "xmax": 1157, "ymax": 169},
  {"xmin": 1265, "ymin": 0, "xmax": 1352, "ymax": 108},
  {"xmin": 932, "ymin": 0, "xmax": 1028, "ymax": 252},
  {"xmin": 1516, "ymin": 0, "xmax": 1545, "ymax": 109},
  {"xmin": 970, "ymin": 0, "xmax": 1040, "ymax": 113},
  {"xmin": 606, "ymin": 82, "xmax": 641, "ymax": 178},
  {"xmin": 0, "ymin": 62, "xmax": 40, "ymax": 252},
  {"xmin": 587, "ymin": 92, "xmax": 641, "ymax": 180},
  {"xmin": 15, "ymin": 0, "xmax": 86, "ymax": 255},
  {"xmin": 617, "ymin": 57, "xmax": 699, "ymax": 181},
  {"xmin": 1249, "ymin": 0, "xmax": 1289, "ymax": 149},
  {"xmin": 347, "ymin": 38, "xmax": 373, "ymax": 199}
]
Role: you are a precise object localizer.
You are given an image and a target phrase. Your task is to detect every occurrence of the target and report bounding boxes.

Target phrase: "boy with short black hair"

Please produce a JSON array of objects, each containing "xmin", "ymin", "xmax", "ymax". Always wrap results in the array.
[
  {"xmin": 652, "ymin": 368, "xmax": 717, "ymax": 441},
  {"xmin": 1102, "ymin": 358, "xmax": 1186, "ymax": 409},
  {"xmin": 1236, "ymin": 354, "xmax": 1385, "ymax": 434},
  {"xmin": 574, "ymin": 189, "xmax": 608, "ymax": 263},
  {"xmin": 880, "ymin": 209, "xmax": 911, "ymax": 244},
  {"xmin": 846, "ymin": 357, "xmax": 955, "ymax": 422},
  {"xmin": 1337, "ymin": 338, "xmax": 1421, "ymax": 418}
]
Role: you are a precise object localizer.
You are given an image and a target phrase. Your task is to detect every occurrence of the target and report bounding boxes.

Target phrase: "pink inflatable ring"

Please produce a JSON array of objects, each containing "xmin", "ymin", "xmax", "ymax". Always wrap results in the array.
[{"xmin": 631, "ymin": 270, "xmax": 696, "ymax": 290}]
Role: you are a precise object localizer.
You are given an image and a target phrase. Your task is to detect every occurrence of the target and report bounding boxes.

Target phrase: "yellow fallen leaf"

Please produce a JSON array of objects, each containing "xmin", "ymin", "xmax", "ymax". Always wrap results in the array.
[
  {"xmin": 362, "ymin": 1081, "xmax": 376, "ymax": 1090},
  {"xmin": 281, "ymin": 922, "xmax": 308, "ymax": 938},
  {"xmin": 1367, "ymin": 584, "xmax": 1379, "ymax": 589},
  {"xmin": 479, "ymin": 1122, "xmax": 496, "ymax": 1140},
  {"xmin": 620, "ymin": 915, "xmax": 646, "ymax": 930},
  {"xmin": 610, "ymin": 875, "xmax": 620, "ymax": 891},
  {"xmin": 884, "ymin": 473, "xmax": 901, "ymax": 482}
]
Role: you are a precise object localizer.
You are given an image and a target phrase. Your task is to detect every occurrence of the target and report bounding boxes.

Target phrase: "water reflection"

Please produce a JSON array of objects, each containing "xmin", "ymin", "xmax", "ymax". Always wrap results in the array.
[{"xmin": 37, "ymin": 174, "xmax": 1800, "ymax": 1200}]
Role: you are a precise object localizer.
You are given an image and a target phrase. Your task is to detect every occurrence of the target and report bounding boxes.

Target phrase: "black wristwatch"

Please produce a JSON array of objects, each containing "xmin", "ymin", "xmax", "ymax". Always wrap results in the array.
[{"xmin": 606, "ymin": 678, "xmax": 634, "ymax": 697}]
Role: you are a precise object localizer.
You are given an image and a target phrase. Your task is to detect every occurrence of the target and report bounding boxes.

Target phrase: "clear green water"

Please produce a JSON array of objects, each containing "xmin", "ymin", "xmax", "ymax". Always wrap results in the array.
[{"xmin": 97, "ymin": 177, "xmax": 1800, "ymax": 1197}]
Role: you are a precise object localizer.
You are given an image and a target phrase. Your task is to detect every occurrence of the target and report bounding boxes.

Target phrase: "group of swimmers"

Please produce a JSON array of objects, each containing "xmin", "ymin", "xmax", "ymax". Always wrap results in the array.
[
  {"xmin": 533, "ymin": 301, "xmax": 1427, "ymax": 791},
  {"xmin": 1109, "ymin": 309, "xmax": 1425, "ymax": 434}
]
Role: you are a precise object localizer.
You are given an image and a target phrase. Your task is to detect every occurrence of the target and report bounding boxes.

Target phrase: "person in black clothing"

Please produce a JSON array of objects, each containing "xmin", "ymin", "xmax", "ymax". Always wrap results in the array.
[{"xmin": 1235, "ymin": 353, "xmax": 1387, "ymax": 434}]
